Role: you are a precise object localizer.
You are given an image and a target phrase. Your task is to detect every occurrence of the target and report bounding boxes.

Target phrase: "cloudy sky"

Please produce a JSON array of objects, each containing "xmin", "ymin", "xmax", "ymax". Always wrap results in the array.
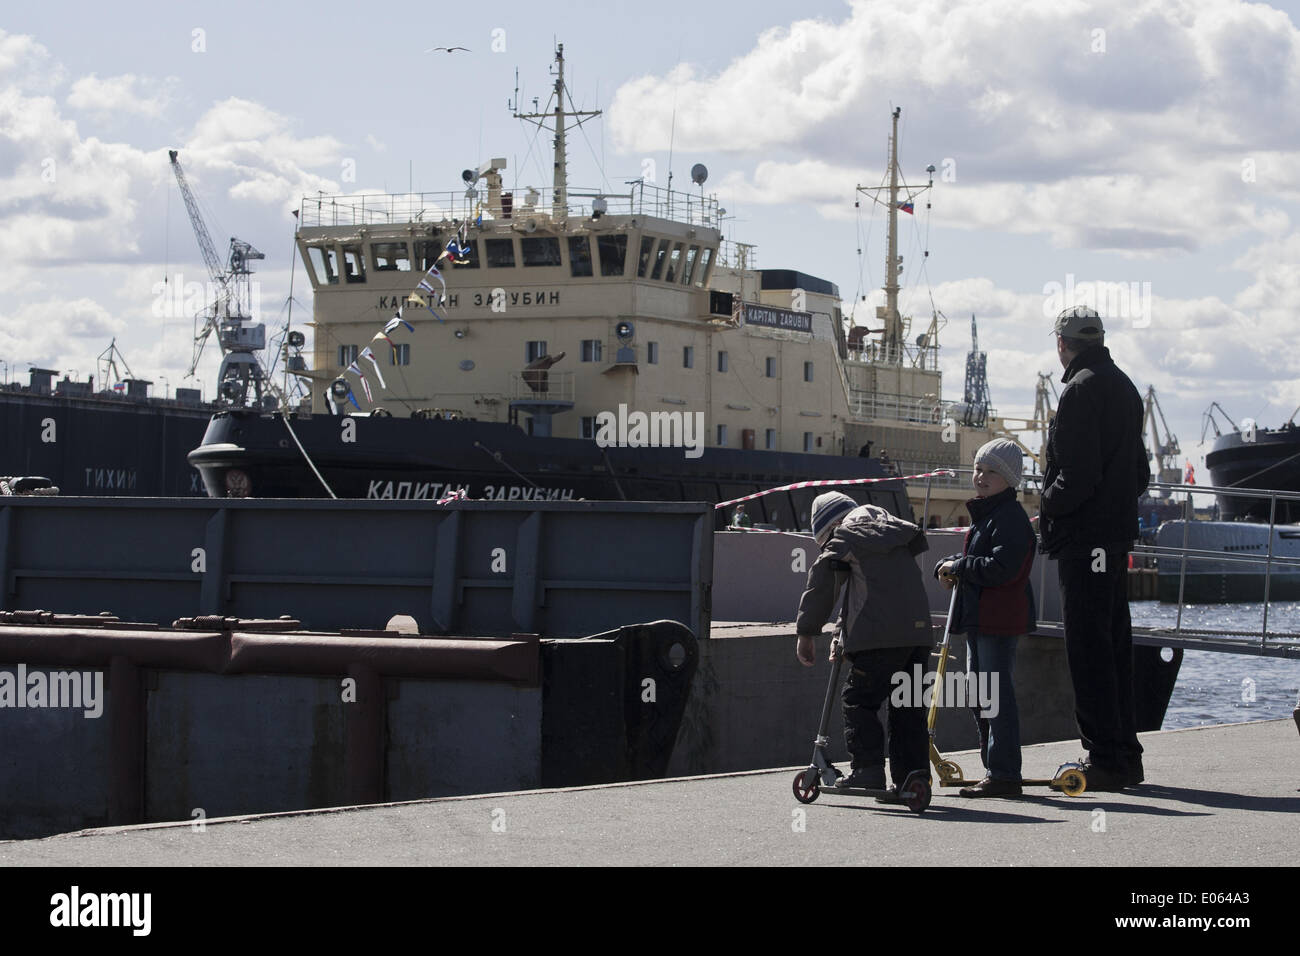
[{"xmin": 4, "ymin": 0, "xmax": 1300, "ymax": 473}]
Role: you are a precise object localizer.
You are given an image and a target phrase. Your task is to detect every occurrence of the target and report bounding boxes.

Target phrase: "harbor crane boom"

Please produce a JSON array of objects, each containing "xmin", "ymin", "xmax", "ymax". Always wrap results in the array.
[
  {"xmin": 168, "ymin": 149, "xmax": 274, "ymax": 408},
  {"xmin": 1142, "ymin": 386, "xmax": 1182, "ymax": 485}
]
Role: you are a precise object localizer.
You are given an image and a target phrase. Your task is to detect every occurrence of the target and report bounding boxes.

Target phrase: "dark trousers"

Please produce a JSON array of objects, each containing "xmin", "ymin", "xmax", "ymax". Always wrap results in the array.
[
  {"xmin": 843, "ymin": 644, "xmax": 930, "ymax": 786},
  {"xmin": 1057, "ymin": 549, "xmax": 1143, "ymax": 772}
]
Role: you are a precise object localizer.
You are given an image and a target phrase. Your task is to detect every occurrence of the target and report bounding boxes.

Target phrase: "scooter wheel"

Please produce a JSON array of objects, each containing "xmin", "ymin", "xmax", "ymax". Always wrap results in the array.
[
  {"xmin": 1055, "ymin": 768, "xmax": 1087, "ymax": 797},
  {"xmin": 793, "ymin": 769, "xmax": 820, "ymax": 804},
  {"xmin": 900, "ymin": 771, "xmax": 931, "ymax": 814}
]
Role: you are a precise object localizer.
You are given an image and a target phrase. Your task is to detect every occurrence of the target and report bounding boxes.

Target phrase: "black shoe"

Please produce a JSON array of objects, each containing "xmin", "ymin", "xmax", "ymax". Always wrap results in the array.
[
  {"xmin": 1079, "ymin": 760, "xmax": 1129, "ymax": 792},
  {"xmin": 1125, "ymin": 758, "xmax": 1145, "ymax": 787},
  {"xmin": 959, "ymin": 776, "xmax": 1022, "ymax": 798},
  {"xmin": 836, "ymin": 766, "xmax": 886, "ymax": 790}
]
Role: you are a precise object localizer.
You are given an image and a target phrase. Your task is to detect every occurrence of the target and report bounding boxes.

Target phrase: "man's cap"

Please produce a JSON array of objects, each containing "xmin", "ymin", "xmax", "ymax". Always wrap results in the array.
[
  {"xmin": 1051, "ymin": 305, "xmax": 1104, "ymax": 340},
  {"xmin": 810, "ymin": 492, "xmax": 856, "ymax": 547}
]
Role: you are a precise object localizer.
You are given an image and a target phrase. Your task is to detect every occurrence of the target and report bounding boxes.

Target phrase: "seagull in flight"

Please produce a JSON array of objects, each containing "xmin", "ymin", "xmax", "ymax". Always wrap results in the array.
[{"xmin": 425, "ymin": 46, "xmax": 470, "ymax": 53}]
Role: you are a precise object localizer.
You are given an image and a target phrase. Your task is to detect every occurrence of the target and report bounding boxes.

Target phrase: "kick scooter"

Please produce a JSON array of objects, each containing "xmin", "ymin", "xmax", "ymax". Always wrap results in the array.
[
  {"xmin": 926, "ymin": 580, "xmax": 1087, "ymax": 795},
  {"xmin": 791, "ymin": 633, "xmax": 931, "ymax": 813}
]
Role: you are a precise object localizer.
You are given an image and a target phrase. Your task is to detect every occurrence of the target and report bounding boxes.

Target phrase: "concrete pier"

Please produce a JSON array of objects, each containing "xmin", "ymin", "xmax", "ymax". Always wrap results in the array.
[{"xmin": 3, "ymin": 718, "xmax": 1296, "ymax": 867}]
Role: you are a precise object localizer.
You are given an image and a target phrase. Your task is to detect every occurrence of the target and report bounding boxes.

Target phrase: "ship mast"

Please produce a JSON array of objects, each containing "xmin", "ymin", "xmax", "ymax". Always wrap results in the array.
[
  {"xmin": 512, "ymin": 43, "xmax": 601, "ymax": 224},
  {"xmin": 856, "ymin": 108, "xmax": 935, "ymax": 366},
  {"xmin": 884, "ymin": 107, "xmax": 902, "ymax": 360}
]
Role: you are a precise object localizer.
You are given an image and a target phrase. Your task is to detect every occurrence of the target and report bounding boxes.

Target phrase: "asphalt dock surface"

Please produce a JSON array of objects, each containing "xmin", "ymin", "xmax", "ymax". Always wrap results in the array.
[{"xmin": 3, "ymin": 718, "xmax": 1297, "ymax": 866}]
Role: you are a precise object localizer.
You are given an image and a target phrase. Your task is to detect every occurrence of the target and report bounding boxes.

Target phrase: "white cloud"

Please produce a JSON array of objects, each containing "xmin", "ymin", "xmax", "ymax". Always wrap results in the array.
[
  {"xmin": 67, "ymin": 73, "xmax": 175, "ymax": 118},
  {"xmin": 0, "ymin": 34, "xmax": 339, "ymax": 392},
  {"xmin": 610, "ymin": 0, "xmax": 1300, "ymax": 255}
]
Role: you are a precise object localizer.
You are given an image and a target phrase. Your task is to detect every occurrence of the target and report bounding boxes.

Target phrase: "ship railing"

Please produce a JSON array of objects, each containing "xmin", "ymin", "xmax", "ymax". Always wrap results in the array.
[
  {"xmin": 848, "ymin": 390, "xmax": 945, "ymax": 424},
  {"xmin": 507, "ymin": 371, "xmax": 575, "ymax": 404},
  {"xmin": 299, "ymin": 183, "xmax": 721, "ymax": 230},
  {"xmin": 846, "ymin": 341, "xmax": 941, "ymax": 372},
  {"xmin": 1016, "ymin": 480, "xmax": 1300, "ymax": 658}
]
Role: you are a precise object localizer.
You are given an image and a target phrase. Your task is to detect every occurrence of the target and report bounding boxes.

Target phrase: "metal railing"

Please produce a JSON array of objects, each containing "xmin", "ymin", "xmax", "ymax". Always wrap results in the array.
[
  {"xmin": 846, "ymin": 389, "xmax": 1000, "ymax": 427},
  {"xmin": 299, "ymin": 182, "xmax": 722, "ymax": 230},
  {"xmin": 507, "ymin": 370, "xmax": 575, "ymax": 404},
  {"xmin": 1018, "ymin": 480, "xmax": 1300, "ymax": 658},
  {"xmin": 848, "ymin": 390, "xmax": 944, "ymax": 424}
]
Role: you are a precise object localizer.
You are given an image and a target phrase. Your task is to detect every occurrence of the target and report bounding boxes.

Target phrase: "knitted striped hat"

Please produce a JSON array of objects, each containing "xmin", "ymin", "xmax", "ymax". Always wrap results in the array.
[{"xmin": 811, "ymin": 492, "xmax": 856, "ymax": 547}]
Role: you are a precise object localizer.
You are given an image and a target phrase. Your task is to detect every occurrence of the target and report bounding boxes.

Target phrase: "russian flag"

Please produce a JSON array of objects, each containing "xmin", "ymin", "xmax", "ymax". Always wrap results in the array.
[{"xmin": 898, "ymin": 201, "xmax": 914, "ymax": 215}]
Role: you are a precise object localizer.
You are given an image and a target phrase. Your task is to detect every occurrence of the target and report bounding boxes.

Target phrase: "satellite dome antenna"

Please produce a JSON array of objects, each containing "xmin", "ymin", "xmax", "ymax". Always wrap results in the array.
[{"xmin": 691, "ymin": 163, "xmax": 709, "ymax": 220}]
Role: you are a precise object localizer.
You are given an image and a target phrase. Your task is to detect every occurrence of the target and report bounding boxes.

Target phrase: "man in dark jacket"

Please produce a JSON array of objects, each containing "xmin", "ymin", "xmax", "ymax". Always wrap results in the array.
[
  {"xmin": 796, "ymin": 493, "xmax": 933, "ymax": 791},
  {"xmin": 1040, "ymin": 306, "xmax": 1150, "ymax": 790}
]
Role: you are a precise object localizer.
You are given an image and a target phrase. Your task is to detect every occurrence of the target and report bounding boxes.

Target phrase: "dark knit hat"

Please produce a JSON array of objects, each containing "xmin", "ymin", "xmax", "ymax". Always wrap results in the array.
[{"xmin": 811, "ymin": 492, "xmax": 856, "ymax": 546}]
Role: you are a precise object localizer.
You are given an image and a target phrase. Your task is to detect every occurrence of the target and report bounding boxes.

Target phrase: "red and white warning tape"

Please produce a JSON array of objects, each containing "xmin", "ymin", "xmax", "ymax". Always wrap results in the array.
[{"xmin": 714, "ymin": 469, "xmax": 957, "ymax": 510}]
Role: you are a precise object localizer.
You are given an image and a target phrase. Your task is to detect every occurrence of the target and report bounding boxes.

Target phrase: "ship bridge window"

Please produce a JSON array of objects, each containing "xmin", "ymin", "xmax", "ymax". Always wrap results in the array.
[
  {"xmin": 416, "ymin": 240, "xmax": 441, "ymax": 271},
  {"xmin": 695, "ymin": 247, "xmax": 714, "ymax": 288},
  {"xmin": 650, "ymin": 239, "xmax": 670, "ymax": 280},
  {"xmin": 454, "ymin": 240, "xmax": 480, "ymax": 269},
  {"xmin": 486, "ymin": 238, "xmax": 516, "ymax": 268},
  {"xmin": 636, "ymin": 237, "xmax": 655, "ymax": 277},
  {"xmin": 342, "ymin": 244, "xmax": 366, "ymax": 283},
  {"xmin": 308, "ymin": 246, "xmax": 339, "ymax": 285},
  {"xmin": 664, "ymin": 243, "xmax": 685, "ymax": 283},
  {"xmin": 597, "ymin": 235, "xmax": 627, "ymax": 276},
  {"xmin": 339, "ymin": 344, "xmax": 359, "ymax": 367},
  {"xmin": 454, "ymin": 239, "xmax": 480, "ymax": 269},
  {"xmin": 421, "ymin": 237, "xmax": 480, "ymax": 269},
  {"xmin": 521, "ymin": 236, "xmax": 563, "ymax": 267},
  {"xmin": 568, "ymin": 236, "xmax": 593, "ymax": 277},
  {"xmin": 683, "ymin": 245, "xmax": 700, "ymax": 285},
  {"xmin": 390, "ymin": 343, "xmax": 410, "ymax": 366},
  {"xmin": 372, "ymin": 242, "xmax": 410, "ymax": 272},
  {"xmin": 526, "ymin": 341, "xmax": 548, "ymax": 363}
]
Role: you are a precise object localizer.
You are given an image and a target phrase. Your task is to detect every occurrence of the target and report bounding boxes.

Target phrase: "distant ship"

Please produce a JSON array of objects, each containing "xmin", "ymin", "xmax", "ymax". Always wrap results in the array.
[
  {"xmin": 1, "ymin": 365, "xmax": 210, "ymax": 497},
  {"xmin": 1149, "ymin": 413, "xmax": 1300, "ymax": 602},
  {"xmin": 1205, "ymin": 421, "xmax": 1300, "ymax": 522}
]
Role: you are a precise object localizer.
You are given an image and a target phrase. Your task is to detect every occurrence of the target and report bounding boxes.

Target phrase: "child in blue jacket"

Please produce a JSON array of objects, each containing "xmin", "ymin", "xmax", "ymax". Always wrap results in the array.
[{"xmin": 935, "ymin": 439, "xmax": 1036, "ymax": 797}]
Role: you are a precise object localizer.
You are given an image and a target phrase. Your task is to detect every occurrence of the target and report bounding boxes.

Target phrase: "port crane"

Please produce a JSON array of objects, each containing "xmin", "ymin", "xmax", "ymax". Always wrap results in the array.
[
  {"xmin": 96, "ymin": 339, "xmax": 137, "ymax": 393},
  {"xmin": 1200, "ymin": 401, "xmax": 1240, "ymax": 440},
  {"xmin": 958, "ymin": 314, "xmax": 991, "ymax": 428},
  {"xmin": 1143, "ymin": 386, "xmax": 1182, "ymax": 486},
  {"xmin": 990, "ymin": 371, "xmax": 1058, "ymax": 470},
  {"xmin": 168, "ymin": 150, "xmax": 277, "ymax": 408}
]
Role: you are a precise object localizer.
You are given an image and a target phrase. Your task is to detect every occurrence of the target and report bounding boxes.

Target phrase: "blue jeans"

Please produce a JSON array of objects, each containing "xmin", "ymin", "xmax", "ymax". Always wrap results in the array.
[{"xmin": 966, "ymin": 631, "xmax": 1021, "ymax": 781}]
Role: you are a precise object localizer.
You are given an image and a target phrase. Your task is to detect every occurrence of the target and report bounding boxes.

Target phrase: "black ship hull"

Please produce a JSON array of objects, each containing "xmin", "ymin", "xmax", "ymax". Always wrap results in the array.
[
  {"xmin": 1204, "ymin": 426, "xmax": 1300, "ymax": 522},
  {"xmin": 188, "ymin": 411, "xmax": 912, "ymax": 527},
  {"xmin": 1, "ymin": 392, "xmax": 212, "ymax": 497}
]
